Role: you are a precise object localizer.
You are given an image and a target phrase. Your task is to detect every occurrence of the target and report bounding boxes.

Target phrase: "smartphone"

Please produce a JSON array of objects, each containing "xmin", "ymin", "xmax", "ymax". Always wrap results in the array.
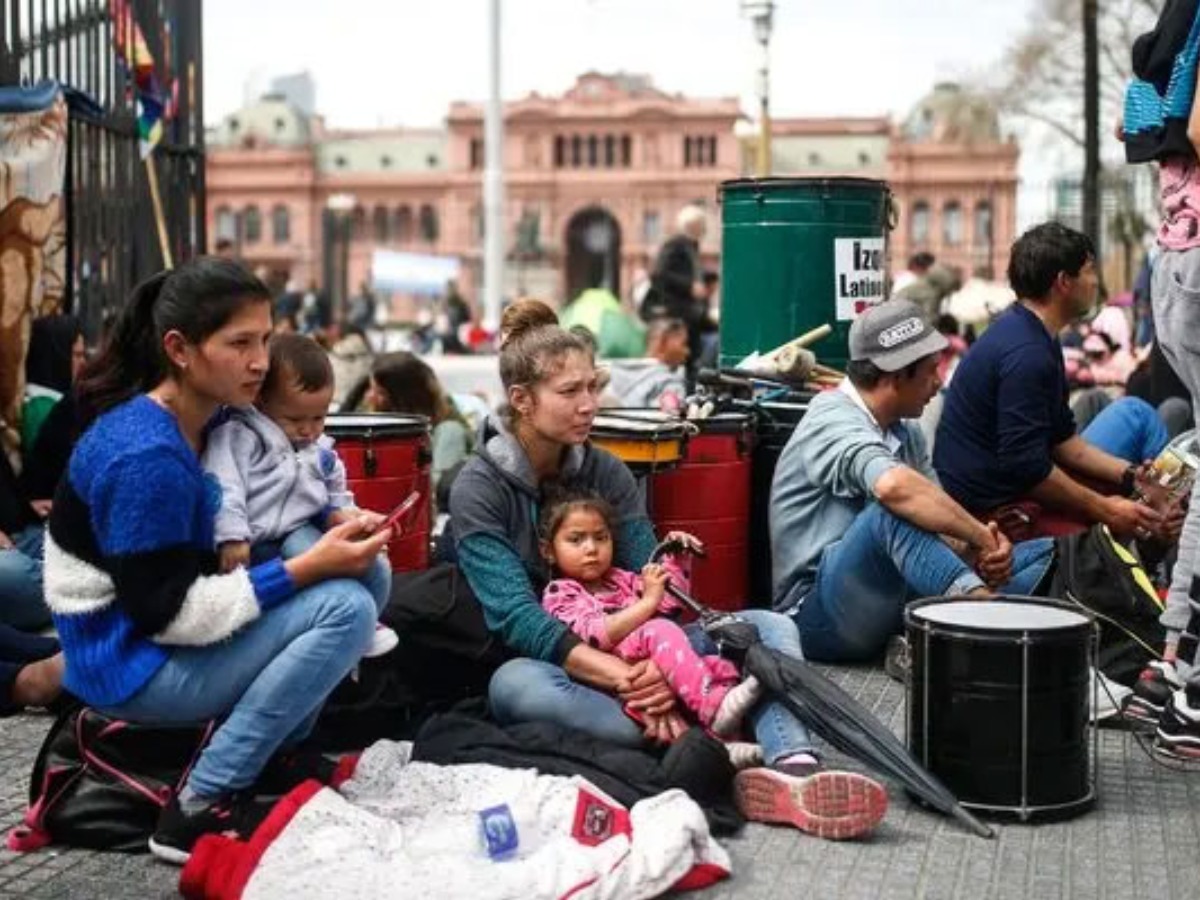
[{"xmin": 380, "ymin": 491, "xmax": 423, "ymax": 536}]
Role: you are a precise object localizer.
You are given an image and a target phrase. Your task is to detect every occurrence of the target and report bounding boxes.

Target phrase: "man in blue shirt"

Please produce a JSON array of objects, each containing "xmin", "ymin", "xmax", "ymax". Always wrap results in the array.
[{"xmin": 934, "ymin": 223, "xmax": 1166, "ymax": 540}]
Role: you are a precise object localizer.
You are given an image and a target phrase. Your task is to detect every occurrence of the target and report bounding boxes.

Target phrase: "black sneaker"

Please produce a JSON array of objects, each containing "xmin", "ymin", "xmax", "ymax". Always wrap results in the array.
[
  {"xmin": 149, "ymin": 792, "xmax": 273, "ymax": 865},
  {"xmin": 253, "ymin": 747, "xmax": 347, "ymax": 798},
  {"xmin": 1155, "ymin": 692, "xmax": 1200, "ymax": 760},
  {"xmin": 1123, "ymin": 661, "xmax": 1183, "ymax": 727}
]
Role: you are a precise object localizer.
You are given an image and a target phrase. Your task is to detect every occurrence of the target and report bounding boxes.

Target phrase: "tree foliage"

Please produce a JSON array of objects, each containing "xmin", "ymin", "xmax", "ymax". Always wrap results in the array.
[{"xmin": 987, "ymin": 0, "xmax": 1164, "ymax": 147}]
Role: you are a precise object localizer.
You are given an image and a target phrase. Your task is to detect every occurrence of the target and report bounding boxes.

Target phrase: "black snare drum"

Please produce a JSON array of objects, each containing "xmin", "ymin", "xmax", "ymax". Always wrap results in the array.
[{"xmin": 906, "ymin": 596, "xmax": 1098, "ymax": 822}]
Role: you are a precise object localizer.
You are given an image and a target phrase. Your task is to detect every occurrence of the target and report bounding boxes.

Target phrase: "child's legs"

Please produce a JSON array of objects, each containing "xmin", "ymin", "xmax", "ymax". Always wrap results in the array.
[
  {"xmin": 279, "ymin": 523, "xmax": 391, "ymax": 616},
  {"xmin": 616, "ymin": 619, "xmax": 740, "ymax": 726}
]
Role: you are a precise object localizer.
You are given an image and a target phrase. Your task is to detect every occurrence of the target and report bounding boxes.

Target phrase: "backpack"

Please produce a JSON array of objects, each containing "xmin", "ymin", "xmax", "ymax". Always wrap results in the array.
[
  {"xmin": 6, "ymin": 707, "xmax": 212, "ymax": 853},
  {"xmin": 1048, "ymin": 524, "xmax": 1166, "ymax": 685},
  {"xmin": 311, "ymin": 563, "xmax": 511, "ymax": 751}
]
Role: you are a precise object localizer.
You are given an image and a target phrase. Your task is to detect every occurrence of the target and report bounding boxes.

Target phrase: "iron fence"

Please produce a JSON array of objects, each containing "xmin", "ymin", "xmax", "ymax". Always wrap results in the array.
[{"xmin": 1, "ymin": 0, "xmax": 204, "ymax": 339}]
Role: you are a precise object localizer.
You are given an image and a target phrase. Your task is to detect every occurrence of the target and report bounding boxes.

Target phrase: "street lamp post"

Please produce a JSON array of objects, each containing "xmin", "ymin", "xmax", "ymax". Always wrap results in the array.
[
  {"xmin": 741, "ymin": 0, "xmax": 775, "ymax": 177},
  {"xmin": 326, "ymin": 192, "xmax": 356, "ymax": 325}
]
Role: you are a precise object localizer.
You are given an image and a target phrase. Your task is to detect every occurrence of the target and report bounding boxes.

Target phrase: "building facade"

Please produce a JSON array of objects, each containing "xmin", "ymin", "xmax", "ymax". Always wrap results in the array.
[{"xmin": 206, "ymin": 75, "xmax": 1018, "ymax": 311}]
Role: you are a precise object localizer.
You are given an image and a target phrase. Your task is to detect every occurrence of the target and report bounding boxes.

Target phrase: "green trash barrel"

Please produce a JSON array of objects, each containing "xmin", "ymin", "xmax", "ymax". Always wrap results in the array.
[{"xmin": 718, "ymin": 177, "xmax": 894, "ymax": 371}]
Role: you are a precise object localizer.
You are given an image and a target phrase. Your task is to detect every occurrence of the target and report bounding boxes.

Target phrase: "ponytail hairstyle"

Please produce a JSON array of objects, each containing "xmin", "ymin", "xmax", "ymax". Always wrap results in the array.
[
  {"xmin": 498, "ymin": 298, "xmax": 592, "ymax": 424},
  {"xmin": 75, "ymin": 258, "xmax": 270, "ymax": 425}
]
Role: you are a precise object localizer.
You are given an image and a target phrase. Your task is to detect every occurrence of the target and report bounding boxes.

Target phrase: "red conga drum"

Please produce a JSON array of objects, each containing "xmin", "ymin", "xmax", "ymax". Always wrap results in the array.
[
  {"xmin": 325, "ymin": 413, "xmax": 431, "ymax": 572},
  {"xmin": 650, "ymin": 413, "xmax": 752, "ymax": 611}
]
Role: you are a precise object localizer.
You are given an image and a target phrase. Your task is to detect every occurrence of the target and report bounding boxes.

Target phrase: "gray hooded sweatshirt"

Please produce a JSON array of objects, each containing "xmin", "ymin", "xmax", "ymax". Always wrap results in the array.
[{"xmin": 202, "ymin": 406, "xmax": 354, "ymax": 546}]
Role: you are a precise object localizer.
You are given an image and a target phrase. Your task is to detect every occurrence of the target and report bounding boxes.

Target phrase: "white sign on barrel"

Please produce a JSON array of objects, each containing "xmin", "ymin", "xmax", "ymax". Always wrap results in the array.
[{"xmin": 833, "ymin": 237, "xmax": 886, "ymax": 321}]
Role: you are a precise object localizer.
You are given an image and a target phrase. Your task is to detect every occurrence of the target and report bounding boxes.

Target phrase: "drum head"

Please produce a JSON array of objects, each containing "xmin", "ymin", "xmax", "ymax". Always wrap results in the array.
[
  {"xmin": 910, "ymin": 599, "xmax": 1089, "ymax": 632},
  {"xmin": 325, "ymin": 413, "xmax": 428, "ymax": 437},
  {"xmin": 591, "ymin": 410, "xmax": 685, "ymax": 436}
]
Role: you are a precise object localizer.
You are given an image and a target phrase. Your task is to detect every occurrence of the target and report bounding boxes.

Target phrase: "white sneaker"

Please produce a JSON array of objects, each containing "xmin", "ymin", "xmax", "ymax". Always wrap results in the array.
[
  {"xmin": 725, "ymin": 742, "xmax": 765, "ymax": 770},
  {"xmin": 364, "ymin": 624, "xmax": 399, "ymax": 659},
  {"xmin": 711, "ymin": 676, "xmax": 763, "ymax": 737}
]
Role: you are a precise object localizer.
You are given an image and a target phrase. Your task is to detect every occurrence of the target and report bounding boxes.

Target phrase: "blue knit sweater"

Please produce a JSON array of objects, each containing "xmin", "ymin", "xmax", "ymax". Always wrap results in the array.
[{"xmin": 44, "ymin": 396, "xmax": 296, "ymax": 706}]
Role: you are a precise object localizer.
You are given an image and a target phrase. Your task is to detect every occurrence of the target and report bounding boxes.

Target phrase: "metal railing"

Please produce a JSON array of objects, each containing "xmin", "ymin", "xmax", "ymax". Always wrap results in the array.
[{"xmin": 1, "ymin": 0, "xmax": 204, "ymax": 338}]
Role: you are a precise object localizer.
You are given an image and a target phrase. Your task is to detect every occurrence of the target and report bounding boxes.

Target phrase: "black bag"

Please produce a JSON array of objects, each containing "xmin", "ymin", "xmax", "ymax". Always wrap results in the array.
[
  {"xmin": 7, "ymin": 707, "xmax": 211, "ymax": 853},
  {"xmin": 1049, "ymin": 524, "xmax": 1166, "ymax": 685},
  {"xmin": 312, "ymin": 563, "xmax": 511, "ymax": 751}
]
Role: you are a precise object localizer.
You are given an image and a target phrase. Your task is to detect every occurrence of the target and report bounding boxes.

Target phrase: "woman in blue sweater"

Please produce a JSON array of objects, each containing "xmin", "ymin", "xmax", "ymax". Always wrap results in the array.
[
  {"xmin": 449, "ymin": 300, "xmax": 887, "ymax": 840},
  {"xmin": 44, "ymin": 259, "xmax": 392, "ymax": 864}
]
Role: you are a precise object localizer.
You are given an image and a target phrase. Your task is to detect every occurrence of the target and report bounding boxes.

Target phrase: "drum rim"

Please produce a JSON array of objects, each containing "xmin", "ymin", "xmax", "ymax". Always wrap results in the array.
[
  {"xmin": 325, "ymin": 412, "xmax": 430, "ymax": 436},
  {"xmin": 904, "ymin": 595, "xmax": 1094, "ymax": 634},
  {"xmin": 590, "ymin": 410, "xmax": 687, "ymax": 439}
]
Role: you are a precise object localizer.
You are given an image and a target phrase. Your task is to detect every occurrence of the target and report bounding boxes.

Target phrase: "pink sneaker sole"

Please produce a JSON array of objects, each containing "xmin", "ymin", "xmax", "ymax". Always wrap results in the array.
[{"xmin": 734, "ymin": 768, "xmax": 888, "ymax": 840}]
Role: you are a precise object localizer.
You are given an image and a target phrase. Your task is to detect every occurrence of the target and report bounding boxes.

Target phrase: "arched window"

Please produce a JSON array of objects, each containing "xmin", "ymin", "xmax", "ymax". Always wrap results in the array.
[
  {"xmin": 271, "ymin": 205, "xmax": 290, "ymax": 244},
  {"xmin": 587, "ymin": 135, "xmax": 599, "ymax": 167},
  {"xmin": 373, "ymin": 206, "xmax": 390, "ymax": 243},
  {"xmin": 554, "ymin": 136, "xmax": 566, "ymax": 168},
  {"xmin": 242, "ymin": 205, "xmax": 262, "ymax": 243},
  {"xmin": 943, "ymin": 201, "xmax": 963, "ymax": 246},
  {"xmin": 621, "ymin": 134, "xmax": 632, "ymax": 167},
  {"xmin": 974, "ymin": 200, "xmax": 993, "ymax": 247},
  {"xmin": 393, "ymin": 205, "xmax": 413, "ymax": 243},
  {"xmin": 910, "ymin": 201, "xmax": 930, "ymax": 246},
  {"xmin": 352, "ymin": 206, "xmax": 367, "ymax": 241},
  {"xmin": 683, "ymin": 136, "xmax": 693, "ymax": 167},
  {"xmin": 215, "ymin": 205, "xmax": 236, "ymax": 241},
  {"xmin": 604, "ymin": 135, "xmax": 616, "ymax": 167},
  {"xmin": 571, "ymin": 135, "xmax": 582, "ymax": 167},
  {"xmin": 419, "ymin": 204, "xmax": 439, "ymax": 243}
]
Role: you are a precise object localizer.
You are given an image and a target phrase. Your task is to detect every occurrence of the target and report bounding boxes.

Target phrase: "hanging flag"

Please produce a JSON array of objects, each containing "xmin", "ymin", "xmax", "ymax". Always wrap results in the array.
[{"xmin": 109, "ymin": 0, "xmax": 164, "ymax": 158}]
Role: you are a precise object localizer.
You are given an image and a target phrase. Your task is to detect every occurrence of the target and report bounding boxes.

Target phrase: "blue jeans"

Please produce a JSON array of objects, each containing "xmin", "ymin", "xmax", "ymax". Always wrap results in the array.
[
  {"xmin": 250, "ymin": 520, "xmax": 391, "ymax": 614},
  {"xmin": 252, "ymin": 523, "xmax": 392, "ymax": 613},
  {"xmin": 1080, "ymin": 396, "xmax": 1169, "ymax": 464},
  {"xmin": 793, "ymin": 504, "xmax": 1055, "ymax": 662},
  {"xmin": 0, "ymin": 524, "xmax": 49, "ymax": 631},
  {"xmin": 489, "ymin": 609, "xmax": 814, "ymax": 766},
  {"xmin": 102, "ymin": 574, "xmax": 385, "ymax": 798}
]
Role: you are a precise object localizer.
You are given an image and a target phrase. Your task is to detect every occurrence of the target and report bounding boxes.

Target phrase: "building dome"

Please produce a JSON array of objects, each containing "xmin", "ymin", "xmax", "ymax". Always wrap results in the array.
[
  {"xmin": 901, "ymin": 82, "xmax": 1000, "ymax": 143},
  {"xmin": 209, "ymin": 96, "xmax": 311, "ymax": 149}
]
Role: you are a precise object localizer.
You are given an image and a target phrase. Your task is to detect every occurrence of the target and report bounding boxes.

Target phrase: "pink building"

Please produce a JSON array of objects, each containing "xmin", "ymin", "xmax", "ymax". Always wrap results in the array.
[{"xmin": 206, "ymin": 75, "xmax": 1018, "ymax": 309}]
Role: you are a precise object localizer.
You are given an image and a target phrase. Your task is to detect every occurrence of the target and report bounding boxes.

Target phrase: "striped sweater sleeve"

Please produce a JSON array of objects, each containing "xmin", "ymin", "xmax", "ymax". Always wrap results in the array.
[{"xmin": 90, "ymin": 450, "xmax": 295, "ymax": 646}]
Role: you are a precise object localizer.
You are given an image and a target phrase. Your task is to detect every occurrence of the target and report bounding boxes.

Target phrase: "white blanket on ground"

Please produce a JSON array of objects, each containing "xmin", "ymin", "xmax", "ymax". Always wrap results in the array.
[{"xmin": 180, "ymin": 740, "xmax": 731, "ymax": 900}]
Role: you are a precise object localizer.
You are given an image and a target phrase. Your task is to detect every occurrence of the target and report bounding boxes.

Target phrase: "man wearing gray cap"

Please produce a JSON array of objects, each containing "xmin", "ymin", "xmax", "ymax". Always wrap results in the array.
[{"xmin": 768, "ymin": 299, "xmax": 1056, "ymax": 662}]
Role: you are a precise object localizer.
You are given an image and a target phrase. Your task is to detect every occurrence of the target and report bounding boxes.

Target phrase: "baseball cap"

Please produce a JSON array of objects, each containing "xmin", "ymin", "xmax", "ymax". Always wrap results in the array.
[{"xmin": 848, "ymin": 300, "xmax": 948, "ymax": 372}]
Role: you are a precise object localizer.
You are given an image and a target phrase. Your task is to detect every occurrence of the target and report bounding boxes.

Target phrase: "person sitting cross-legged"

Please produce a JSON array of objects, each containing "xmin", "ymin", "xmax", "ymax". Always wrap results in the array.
[{"xmin": 770, "ymin": 299, "xmax": 1057, "ymax": 663}]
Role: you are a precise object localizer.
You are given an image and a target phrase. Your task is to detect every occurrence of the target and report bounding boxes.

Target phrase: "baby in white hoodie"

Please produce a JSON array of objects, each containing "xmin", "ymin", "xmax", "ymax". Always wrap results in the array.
[{"xmin": 202, "ymin": 332, "xmax": 397, "ymax": 657}]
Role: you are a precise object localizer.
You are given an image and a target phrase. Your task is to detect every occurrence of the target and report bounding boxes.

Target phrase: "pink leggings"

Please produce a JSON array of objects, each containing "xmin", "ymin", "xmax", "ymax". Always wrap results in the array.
[{"xmin": 615, "ymin": 618, "xmax": 740, "ymax": 726}]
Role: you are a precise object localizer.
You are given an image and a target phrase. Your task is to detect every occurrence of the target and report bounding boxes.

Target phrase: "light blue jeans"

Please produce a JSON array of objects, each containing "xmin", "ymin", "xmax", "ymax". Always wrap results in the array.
[
  {"xmin": 103, "ymin": 564, "xmax": 388, "ymax": 798},
  {"xmin": 793, "ymin": 504, "xmax": 1055, "ymax": 662},
  {"xmin": 489, "ymin": 609, "xmax": 814, "ymax": 765},
  {"xmin": 0, "ymin": 524, "xmax": 49, "ymax": 632},
  {"xmin": 252, "ymin": 523, "xmax": 392, "ymax": 613},
  {"xmin": 1079, "ymin": 395, "xmax": 1170, "ymax": 464}
]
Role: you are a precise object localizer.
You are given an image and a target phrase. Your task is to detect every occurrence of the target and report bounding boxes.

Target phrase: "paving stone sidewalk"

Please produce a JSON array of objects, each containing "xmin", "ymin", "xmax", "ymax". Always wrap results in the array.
[{"xmin": 2, "ymin": 666, "xmax": 1197, "ymax": 899}]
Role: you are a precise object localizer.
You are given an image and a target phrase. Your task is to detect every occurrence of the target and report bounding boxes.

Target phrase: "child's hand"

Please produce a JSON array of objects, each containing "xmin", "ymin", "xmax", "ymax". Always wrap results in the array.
[
  {"xmin": 663, "ymin": 531, "xmax": 705, "ymax": 556},
  {"xmin": 641, "ymin": 563, "xmax": 670, "ymax": 596},
  {"xmin": 218, "ymin": 540, "xmax": 251, "ymax": 574}
]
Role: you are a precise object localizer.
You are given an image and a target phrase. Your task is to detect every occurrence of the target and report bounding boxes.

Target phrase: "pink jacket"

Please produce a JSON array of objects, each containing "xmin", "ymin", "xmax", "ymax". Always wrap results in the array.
[{"xmin": 542, "ymin": 555, "xmax": 691, "ymax": 652}]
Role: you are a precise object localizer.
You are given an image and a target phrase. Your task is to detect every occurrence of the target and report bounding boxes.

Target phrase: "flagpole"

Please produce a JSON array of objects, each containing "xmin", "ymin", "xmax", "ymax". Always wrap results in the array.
[{"xmin": 145, "ymin": 152, "xmax": 173, "ymax": 269}]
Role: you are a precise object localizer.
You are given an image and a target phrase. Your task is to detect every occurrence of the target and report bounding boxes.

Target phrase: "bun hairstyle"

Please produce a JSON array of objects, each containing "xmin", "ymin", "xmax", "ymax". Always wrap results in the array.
[
  {"xmin": 75, "ymin": 257, "xmax": 270, "ymax": 425},
  {"xmin": 497, "ymin": 298, "xmax": 593, "ymax": 422},
  {"xmin": 499, "ymin": 297, "xmax": 559, "ymax": 350}
]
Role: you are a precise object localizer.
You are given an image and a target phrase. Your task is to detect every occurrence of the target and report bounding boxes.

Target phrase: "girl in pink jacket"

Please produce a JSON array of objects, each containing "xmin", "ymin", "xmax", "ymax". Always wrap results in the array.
[{"xmin": 539, "ymin": 492, "xmax": 760, "ymax": 736}]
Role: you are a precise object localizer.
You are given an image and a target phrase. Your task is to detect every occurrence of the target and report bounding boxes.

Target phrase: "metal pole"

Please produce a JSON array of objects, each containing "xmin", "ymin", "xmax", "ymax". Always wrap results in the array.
[
  {"xmin": 483, "ymin": 0, "xmax": 505, "ymax": 328},
  {"xmin": 1083, "ymin": 0, "xmax": 1101, "ymax": 258},
  {"xmin": 756, "ymin": 30, "xmax": 771, "ymax": 176}
]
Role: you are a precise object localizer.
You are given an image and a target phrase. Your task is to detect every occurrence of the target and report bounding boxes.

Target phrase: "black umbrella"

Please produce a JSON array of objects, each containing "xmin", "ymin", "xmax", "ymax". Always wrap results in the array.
[{"xmin": 652, "ymin": 539, "xmax": 995, "ymax": 839}]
